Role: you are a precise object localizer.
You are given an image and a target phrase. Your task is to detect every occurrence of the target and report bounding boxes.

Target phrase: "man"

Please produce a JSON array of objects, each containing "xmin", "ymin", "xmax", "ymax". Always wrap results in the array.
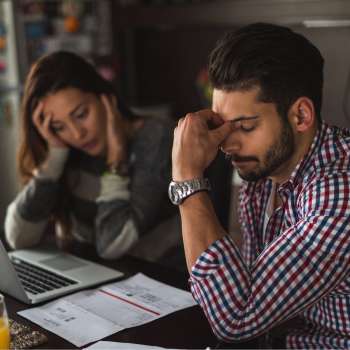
[{"xmin": 169, "ymin": 23, "xmax": 350, "ymax": 349}]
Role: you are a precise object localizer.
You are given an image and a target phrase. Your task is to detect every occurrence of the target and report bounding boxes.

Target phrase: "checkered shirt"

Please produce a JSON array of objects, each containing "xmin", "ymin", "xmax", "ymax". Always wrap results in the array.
[{"xmin": 190, "ymin": 122, "xmax": 350, "ymax": 349}]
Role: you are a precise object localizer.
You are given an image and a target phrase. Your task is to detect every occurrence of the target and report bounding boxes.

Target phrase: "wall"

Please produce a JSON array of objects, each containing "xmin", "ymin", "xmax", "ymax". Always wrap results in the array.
[
  {"xmin": 0, "ymin": 92, "xmax": 19, "ymax": 225},
  {"xmin": 297, "ymin": 26, "xmax": 350, "ymax": 128},
  {"xmin": 119, "ymin": 23, "xmax": 350, "ymax": 128},
  {"xmin": 0, "ymin": 1, "xmax": 20, "ymax": 226}
]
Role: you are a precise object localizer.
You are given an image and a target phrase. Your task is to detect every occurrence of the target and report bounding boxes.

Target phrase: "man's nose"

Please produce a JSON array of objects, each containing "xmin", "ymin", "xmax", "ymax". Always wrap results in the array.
[{"xmin": 221, "ymin": 136, "xmax": 241, "ymax": 154}]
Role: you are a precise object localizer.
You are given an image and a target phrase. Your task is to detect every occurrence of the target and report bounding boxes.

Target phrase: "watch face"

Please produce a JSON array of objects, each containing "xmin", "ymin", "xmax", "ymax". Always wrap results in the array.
[
  {"xmin": 168, "ymin": 178, "xmax": 210, "ymax": 205},
  {"xmin": 168, "ymin": 181, "xmax": 182, "ymax": 205}
]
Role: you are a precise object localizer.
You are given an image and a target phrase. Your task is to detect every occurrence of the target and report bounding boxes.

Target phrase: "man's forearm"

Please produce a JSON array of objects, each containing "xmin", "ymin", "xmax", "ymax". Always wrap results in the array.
[{"xmin": 179, "ymin": 191, "xmax": 226, "ymax": 271}]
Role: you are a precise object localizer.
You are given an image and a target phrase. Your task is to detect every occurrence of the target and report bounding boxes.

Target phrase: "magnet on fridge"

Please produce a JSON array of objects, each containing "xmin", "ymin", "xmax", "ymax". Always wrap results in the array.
[
  {"xmin": 0, "ymin": 23, "xmax": 6, "ymax": 36},
  {"xmin": 4, "ymin": 100, "xmax": 12, "ymax": 126},
  {"xmin": 0, "ymin": 60, "xmax": 6, "ymax": 73},
  {"xmin": 0, "ymin": 36, "xmax": 6, "ymax": 51},
  {"xmin": 64, "ymin": 15, "xmax": 80, "ymax": 33},
  {"xmin": 0, "ymin": 99, "xmax": 12, "ymax": 126},
  {"xmin": 25, "ymin": 21, "xmax": 46, "ymax": 39},
  {"xmin": 0, "ymin": 22, "xmax": 6, "ymax": 51}
]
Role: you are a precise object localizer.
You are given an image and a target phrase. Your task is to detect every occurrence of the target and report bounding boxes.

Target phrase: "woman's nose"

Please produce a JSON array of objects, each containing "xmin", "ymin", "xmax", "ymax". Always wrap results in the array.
[{"xmin": 70, "ymin": 123, "xmax": 86, "ymax": 140}]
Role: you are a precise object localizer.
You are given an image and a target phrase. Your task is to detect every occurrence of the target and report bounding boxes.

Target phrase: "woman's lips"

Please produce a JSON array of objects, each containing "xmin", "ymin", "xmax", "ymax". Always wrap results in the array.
[{"xmin": 81, "ymin": 140, "xmax": 98, "ymax": 151}]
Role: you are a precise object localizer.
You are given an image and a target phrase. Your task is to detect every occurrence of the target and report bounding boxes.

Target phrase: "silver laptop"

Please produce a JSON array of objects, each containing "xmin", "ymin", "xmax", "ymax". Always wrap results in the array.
[{"xmin": 0, "ymin": 240, "xmax": 124, "ymax": 304}]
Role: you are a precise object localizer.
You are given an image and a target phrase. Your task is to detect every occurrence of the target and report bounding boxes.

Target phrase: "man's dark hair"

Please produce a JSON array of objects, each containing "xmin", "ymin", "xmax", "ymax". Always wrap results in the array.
[{"xmin": 209, "ymin": 23, "xmax": 324, "ymax": 122}]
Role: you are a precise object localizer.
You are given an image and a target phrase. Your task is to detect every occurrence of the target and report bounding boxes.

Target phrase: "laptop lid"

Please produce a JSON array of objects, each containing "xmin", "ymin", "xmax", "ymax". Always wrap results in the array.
[
  {"xmin": 0, "ymin": 240, "xmax": 124, "ymax": 304},
  {"xmin": 0, "ymin": 240, "xmax": 30, "ymax": 303}
]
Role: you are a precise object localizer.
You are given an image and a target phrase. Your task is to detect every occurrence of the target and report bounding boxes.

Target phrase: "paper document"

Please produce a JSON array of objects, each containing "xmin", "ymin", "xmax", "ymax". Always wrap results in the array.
[
  {"xmin": 85, "ymin": 340, "xmax": 177, "ymax": 349},
  {"xmin": 18, "ymin": 273, "xmax": 196, "ymax": 347}
]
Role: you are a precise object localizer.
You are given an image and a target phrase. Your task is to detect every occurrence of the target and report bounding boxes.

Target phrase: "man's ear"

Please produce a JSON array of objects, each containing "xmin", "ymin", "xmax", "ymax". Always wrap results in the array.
[{"xmin": 289, "ymin": 97, "xmax": 315, "ymax": 132}]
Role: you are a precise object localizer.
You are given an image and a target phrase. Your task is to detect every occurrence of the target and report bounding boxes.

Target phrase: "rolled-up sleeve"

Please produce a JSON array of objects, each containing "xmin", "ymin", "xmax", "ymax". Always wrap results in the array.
[{"xmin": 189, "ymin": 172, "xmax": 350, "ymax": 342}]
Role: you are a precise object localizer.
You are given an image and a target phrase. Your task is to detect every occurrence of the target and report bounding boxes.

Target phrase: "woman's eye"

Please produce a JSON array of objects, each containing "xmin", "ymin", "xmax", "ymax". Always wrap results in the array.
[
  {"xmin": 51, "ymin": 124, "xmax": 64, "ymax": 133},
  {"xmin": 76, "ymin": 109, "xmax": 88, "ymax": 119}
]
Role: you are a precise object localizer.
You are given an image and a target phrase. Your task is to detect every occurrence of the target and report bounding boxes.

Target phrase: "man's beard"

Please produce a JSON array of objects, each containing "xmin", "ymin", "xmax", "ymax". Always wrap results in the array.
[{"xmin": 237, "ymin": 121, "xmax": 295, "ymax": 182}]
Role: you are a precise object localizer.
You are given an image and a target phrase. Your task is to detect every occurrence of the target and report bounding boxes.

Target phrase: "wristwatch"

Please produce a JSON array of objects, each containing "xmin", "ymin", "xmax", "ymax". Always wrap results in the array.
[{"xmin": 168, "ymin": 178, "xmax": 211, "ymax": 205}]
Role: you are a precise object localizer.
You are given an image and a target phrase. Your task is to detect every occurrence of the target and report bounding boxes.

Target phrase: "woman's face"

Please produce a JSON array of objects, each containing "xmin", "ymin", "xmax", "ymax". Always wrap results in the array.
[{"xmin": 41, "ymin": 87, "xmax": 107, "ymax": 156}]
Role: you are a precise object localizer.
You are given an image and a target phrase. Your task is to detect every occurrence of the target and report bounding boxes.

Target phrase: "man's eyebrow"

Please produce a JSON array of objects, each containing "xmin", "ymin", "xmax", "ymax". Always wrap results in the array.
[{"xmin": 229, "ymin": 115, "xmax": 259, "ymax": 123}]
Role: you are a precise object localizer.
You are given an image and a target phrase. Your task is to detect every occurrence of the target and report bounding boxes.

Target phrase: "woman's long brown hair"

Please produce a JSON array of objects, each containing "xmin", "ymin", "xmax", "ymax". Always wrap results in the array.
[{"xmin": 18, "ymin": 51, "xmax": 137, "ymax": 241}]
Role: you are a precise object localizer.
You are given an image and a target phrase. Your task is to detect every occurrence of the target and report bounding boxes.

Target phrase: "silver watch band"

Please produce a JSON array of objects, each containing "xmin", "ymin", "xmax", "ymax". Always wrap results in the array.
[{"xmin": 168, "ymin": 178, "xmax": 211, "ymax": 205}]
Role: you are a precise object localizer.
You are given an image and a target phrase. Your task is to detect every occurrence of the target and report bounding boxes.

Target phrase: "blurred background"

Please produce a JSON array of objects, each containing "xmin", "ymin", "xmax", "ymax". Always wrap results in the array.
[{"xmin": 1, "ymin": 0, "xmax": 350, "ymax": 236}]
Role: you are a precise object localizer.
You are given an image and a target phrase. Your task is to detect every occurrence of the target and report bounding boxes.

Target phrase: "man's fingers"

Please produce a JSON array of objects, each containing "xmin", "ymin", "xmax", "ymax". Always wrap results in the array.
[
  {"xmin": 210, "ymin": 121, "xmax": 233, "ymax": 145},
  {"xmin": 193, "ymin": 109, "xmax": 224, "ymax": 128},
  {"xmin": 177, "ymin": 117, "xmax": 185, "ymax": 127},
  {"xmin": 176, "ymin": 110, "xmax": 231, "ymax": 148}
]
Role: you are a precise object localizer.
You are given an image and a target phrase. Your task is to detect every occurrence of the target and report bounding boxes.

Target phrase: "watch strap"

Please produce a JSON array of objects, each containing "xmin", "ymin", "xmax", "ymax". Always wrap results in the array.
[{"xmin": 168, "ymin": 178, "xmax": 211, "ymax": 205}]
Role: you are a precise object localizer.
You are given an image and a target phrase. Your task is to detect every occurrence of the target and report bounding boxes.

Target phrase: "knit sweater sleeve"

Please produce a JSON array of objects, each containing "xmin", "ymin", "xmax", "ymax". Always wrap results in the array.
[
  {"xmin": 5, "ymin": 148, "xmax": 68, "ymax": 249},
  {"xmin": 94, "ymin": 118, "xmax": 173, "ymax": 259}
]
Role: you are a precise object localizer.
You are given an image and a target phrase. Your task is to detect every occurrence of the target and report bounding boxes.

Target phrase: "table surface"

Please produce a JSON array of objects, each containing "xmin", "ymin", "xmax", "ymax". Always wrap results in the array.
[{"xmin": 3, "ymin": 242, "xmax": 261, "ymax": 349}]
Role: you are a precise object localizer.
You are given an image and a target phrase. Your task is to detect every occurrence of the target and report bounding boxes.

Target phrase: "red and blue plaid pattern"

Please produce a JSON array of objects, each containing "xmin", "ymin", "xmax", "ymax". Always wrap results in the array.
[{"xmin": 190, "ymin": 122, "xmax": 350, "ymax": 349}]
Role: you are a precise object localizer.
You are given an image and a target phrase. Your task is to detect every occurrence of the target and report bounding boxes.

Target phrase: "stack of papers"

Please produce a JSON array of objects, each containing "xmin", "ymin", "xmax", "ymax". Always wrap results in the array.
[
  {"xmin": 86, "ymin": 341, "xmax": 179, "ymax": 349},
  {"xmin": 18, "ymin": 273, "xmax": 196, "ymax": 347}
]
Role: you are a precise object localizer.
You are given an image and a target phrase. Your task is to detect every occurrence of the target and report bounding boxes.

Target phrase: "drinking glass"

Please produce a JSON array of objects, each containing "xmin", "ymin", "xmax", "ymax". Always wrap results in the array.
[{"xmin": 0, "ymin": 294, "xmax": 10, "ymax": 350}]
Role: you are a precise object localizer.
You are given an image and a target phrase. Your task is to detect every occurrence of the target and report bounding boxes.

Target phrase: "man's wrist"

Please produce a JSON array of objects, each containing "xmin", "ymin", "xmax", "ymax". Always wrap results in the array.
[
  {"xmin": 172, "ymin": 171, "xmax": 204, "ymax": 182},
  {"xmin": 168, "ymin": 177, "xmax": 211, "ymax": 205}
]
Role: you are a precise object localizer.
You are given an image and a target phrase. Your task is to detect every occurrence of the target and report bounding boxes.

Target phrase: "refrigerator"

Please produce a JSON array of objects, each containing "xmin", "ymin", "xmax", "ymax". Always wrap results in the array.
[
  {"xmin": 0, "ymin": 0, "xmax": 116, "ymax": 227},
  {"xmin": 0, "ymin": 0, "xmax": 21, "ymax": 226}
]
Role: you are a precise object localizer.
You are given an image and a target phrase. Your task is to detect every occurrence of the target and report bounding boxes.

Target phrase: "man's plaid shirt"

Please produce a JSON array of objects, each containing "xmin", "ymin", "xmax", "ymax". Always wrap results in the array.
[{"xmin": 190, "ymin": 122, "xmax": 350, "ymax": 349}]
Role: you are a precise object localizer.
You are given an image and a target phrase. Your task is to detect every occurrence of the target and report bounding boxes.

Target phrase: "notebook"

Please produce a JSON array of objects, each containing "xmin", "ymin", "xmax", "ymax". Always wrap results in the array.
[{"xmin": 0, "ymin": 240, "xmax": 123, "ymax": 304}]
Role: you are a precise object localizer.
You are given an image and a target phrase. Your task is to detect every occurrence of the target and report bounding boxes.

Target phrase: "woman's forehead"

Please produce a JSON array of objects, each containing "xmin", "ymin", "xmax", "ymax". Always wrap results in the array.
[{"xmin": 42, "ymin": 88, "xmax": 90, "ymax": 119}]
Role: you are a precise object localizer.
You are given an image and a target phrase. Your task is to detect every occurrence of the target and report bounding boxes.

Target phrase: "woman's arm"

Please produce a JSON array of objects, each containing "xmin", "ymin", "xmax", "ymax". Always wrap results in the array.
[
  {"xmin": 95, "ymin": 119, "xmax": 173, "ymax": 259},
  {"xmin": 5, "ymin": 148, "xmax": 68, "ymax": 249}
]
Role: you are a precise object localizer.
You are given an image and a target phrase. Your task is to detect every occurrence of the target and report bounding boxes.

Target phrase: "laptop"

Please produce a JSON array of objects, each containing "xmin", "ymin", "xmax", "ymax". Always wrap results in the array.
[{"xmin": 0, "ymin": 240, "xmax": 124, "ymax": 304}]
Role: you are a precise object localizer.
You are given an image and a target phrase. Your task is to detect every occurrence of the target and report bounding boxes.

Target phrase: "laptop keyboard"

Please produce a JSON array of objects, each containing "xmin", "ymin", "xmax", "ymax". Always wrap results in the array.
[{"xmin": 11, "ymin": 257, "xmax": 78, "ymax": 295}]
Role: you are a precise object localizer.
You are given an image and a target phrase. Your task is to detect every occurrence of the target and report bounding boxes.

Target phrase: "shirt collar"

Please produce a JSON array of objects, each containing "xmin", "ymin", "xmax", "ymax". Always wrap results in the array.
[{"xmin": 280, "ymin": 120, "xmax": 328, "ymax": 190}]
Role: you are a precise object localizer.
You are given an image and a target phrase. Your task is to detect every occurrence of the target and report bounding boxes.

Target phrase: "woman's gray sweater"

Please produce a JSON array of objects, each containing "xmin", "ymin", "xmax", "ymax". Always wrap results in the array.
[{"xmin": 5, "ymin": 117, "xmax": 174, "ymax": 259}]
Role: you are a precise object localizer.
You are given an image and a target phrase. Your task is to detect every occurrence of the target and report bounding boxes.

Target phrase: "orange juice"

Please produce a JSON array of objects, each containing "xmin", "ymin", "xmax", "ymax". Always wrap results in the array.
[{"xmin": 0, "ymin": 318, "xmax": 9, "ymax": 350}]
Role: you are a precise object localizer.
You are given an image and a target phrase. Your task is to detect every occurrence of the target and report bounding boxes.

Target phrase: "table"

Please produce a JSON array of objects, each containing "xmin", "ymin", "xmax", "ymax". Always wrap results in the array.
[{"xmin": 4, "ymin": 243, "xmax": 261, "ymax": 349}]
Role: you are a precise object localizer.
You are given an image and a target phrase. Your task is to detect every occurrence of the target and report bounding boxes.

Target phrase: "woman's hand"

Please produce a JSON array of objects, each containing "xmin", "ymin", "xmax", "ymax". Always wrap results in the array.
[
  {"xmin": 32, "ymin": 101, "xmax": 67, "ymax": 148},
  {"xmin": 172, "ymin": 109, "xmax": 233, "ymax": 181},
  {"xmin": 101, "ymin": 94, "xmax": 127, "ymax": 169}
]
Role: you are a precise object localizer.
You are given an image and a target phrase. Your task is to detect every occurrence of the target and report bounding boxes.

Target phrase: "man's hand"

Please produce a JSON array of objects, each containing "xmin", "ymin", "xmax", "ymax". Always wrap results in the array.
[
  {"xmin": 101, "ymin": 94, "xmax": 127, "ymax": 169},
  {"xmin": 172, "ymin": 109, "xmax": 233, "ymax": 181}
]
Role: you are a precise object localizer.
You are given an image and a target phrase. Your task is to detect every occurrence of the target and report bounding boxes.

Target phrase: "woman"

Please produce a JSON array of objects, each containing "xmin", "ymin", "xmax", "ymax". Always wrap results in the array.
[{"xmin": 5, "ymin": 51, "xmax": 175, "ymax": 260}]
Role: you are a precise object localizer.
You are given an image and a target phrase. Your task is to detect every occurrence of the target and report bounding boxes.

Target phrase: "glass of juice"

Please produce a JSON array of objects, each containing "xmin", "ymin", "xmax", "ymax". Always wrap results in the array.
[{"xmin": 0, "ymin": 294, "xmax": 10, "ymax": 350}]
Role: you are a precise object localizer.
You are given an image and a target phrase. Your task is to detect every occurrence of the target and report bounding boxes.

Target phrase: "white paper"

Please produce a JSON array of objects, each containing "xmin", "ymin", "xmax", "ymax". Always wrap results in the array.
[
  {"xmin": 85, "ymin": 340, "xmax": 171, "ymax": 349},
  {"xmin": 18, "ymin": 273, "xmax": 195, "ymax": 347}
]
